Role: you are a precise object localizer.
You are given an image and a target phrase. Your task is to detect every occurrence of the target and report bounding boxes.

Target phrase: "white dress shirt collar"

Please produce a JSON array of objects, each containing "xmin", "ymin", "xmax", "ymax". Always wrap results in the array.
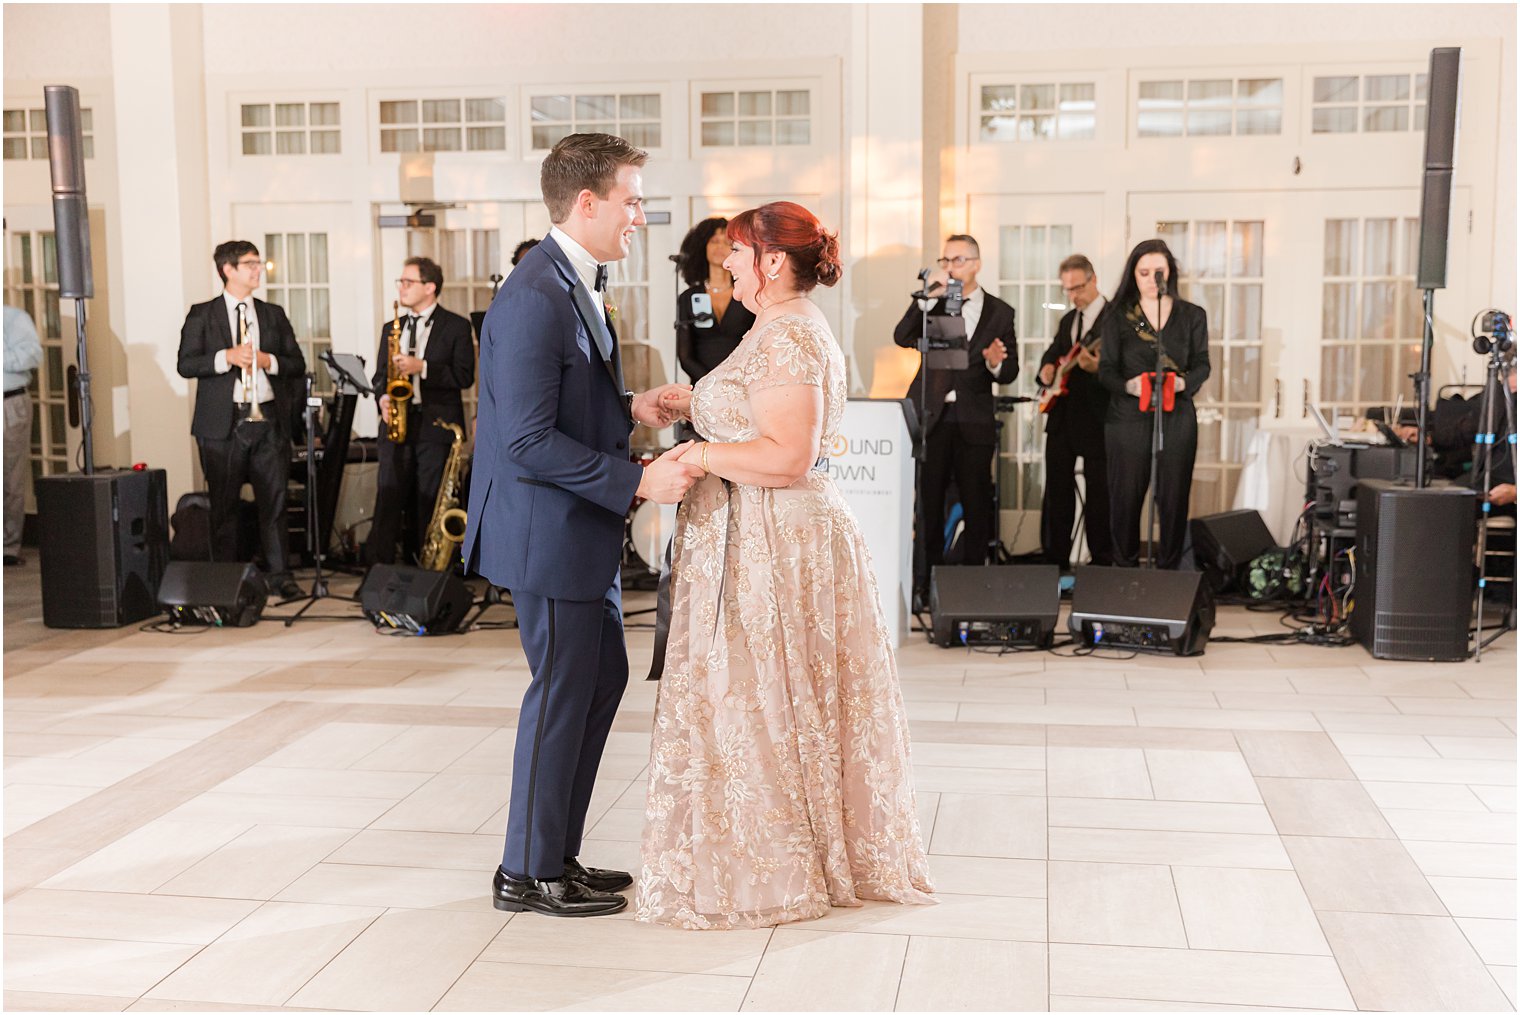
[{"xmin": 549, "ymin": 225, "xmax": 602, "ymax": 295}]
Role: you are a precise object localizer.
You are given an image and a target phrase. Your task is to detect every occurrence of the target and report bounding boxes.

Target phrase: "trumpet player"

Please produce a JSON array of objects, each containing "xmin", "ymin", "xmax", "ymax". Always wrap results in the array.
[
  {"xmin": 366, "ymin": 256, "xmax": 476, "ymax": 566},
  {"xmin": 177, "ymin": 239, "xmax": 306, "ymax": 601}
]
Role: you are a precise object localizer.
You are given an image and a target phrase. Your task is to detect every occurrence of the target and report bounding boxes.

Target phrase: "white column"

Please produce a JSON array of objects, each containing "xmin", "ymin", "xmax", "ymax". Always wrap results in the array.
[
  {"xmin": 109, "ymin": 3, "xmax": 209, "ymax": 504},
  {"xmin": 845, "ymin": 3, "xmax": 924, "ymax": 396}
]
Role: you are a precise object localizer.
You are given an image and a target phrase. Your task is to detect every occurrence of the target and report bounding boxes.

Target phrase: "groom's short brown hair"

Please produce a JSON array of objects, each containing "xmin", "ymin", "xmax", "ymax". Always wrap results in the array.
[{"xmin": 540, "ymin": 133, "xmax": 649, "ymax": 224}]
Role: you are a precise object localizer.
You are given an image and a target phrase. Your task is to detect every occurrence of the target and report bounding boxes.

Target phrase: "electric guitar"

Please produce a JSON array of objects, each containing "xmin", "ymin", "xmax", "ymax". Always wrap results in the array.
[{"xmin": 1037, "ymin": 327, "xmax": 1102, "ymax": 413}]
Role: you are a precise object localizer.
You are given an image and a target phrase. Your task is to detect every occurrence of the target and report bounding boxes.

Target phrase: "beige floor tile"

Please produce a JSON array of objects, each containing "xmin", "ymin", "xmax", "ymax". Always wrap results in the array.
[
  {"xmin": 40, "ymin": 818, "xmax": 252, "ymax": 894},
  {"xmin": 1045, "ymin": 747, "xmax": 1151, "ymax": 799},
  {"xmin": 908, "ymin": 742, "xmax": 1045, "ymax": 769},
  {"xmin": 126, "ymin": 999, "xmax": 337, "ymax": 1011},
  {"xmin": 4, "ymin": 934, "xmax": 202, "ymax": 998},
  {"xmin": 1346, "ymin": 755, "xmax": 1517, "ymax": 786},
  {"xmin": 1458, "ymin": 917, "xmax": 1518, "ymax": 967},
  {"xmin": 1046, "ymin": 725, "xmax": 1239, "ymax": 751},
  {"xmin": 325, "ymin": 828, "xmax": 502, "ymax": 871},
  {"xmin": 1364, "ymin": 780, "xmax": 1491, "ymax": 812},
  {"xmin": 1172, "ymin": 867, "xmax": 1330, "ymax": 955},
  {"xmin": 1134, "ymin": 707, "xmax": 1322, "ymax": 732},
  {"xmin": 367, "ymin": 772, "xmax": 507, "ymax": 834},
  {"xmin": 1144, "ymin": 749, "xmax": 1261, "ymax": 803},
  {"xmin": 2, "ymin": 991, "xmax": 134, "ymax": 1011},
  {"xmin": 165, "ymin": 791, "xmax": 395, "ymax": 829},
  {"xmin": 1048, "ymin": 942, "xmax": 1355, "ymax": 1009},
  {"xmin": 484, "ymin": 910, "xmax": 768, "ymax": 975},
  {"xmin": 144, "ymin": 901, "xmax": 382, "ymax": 1006},
  {"xmin": 1318, "ymin": 712, "xmax": 1514, "ymax": 737},
  {"xmin": 911, "ymin": 765, "xmax": 1045, "ymax": 796},
  {"xmin": 1256, "ymin": 777, "xmax": 1395, "ymax": 837},
  {"xmin": 1127, "ymin": 672, "xmax": 1293, "ymax": 693},
  {"xmin": 587, "ymin": 806, "xmax": 645, "ymax": 841},
  {"xmin": 1045, "ymin": 688, "xmax": 1219, "ymax": 709},
  {"xmin": 258, "ymin": 723, "xmax": 406, "ymax": 769},
  {"xmin": 1329, "ymin": 731, "xmax": 1441, "ymax": 757},
  {"xmin": 3, "ymin": 732, "xmax": 112, "ymax": 758},
  {"xmin": 4, "ymin": 784, "xmax": 99, "ymax": 836},
  {"xmin": 1405, "ymin": 841, "xmax": 1517, "ymax": 880},
  {"xmin": 1215, "ymin": 692, "xmax": 1398, "ymax": 714},
  {"xmin": 1048, "ymin": 861, "xmax": 1185, "ymax": 947},
  {"xmin": 1232, "ymin": 731, "xmax": 1355, "ymax": 779},
  {"xmin": 1318, "ymin": 911, "xmax": 1511, "ymax": 1011},
  {"xmin": 287, "ymin": 907, "xmax": 507, "ymax": 1011},
  {"xmin": 437, "ymin": 960, "xmax": 750, "ymax": 1012},
  {"xmin": 774, "ymin": 893, "xmax": 1044, "ymax": 942},
  {"xmin": 1475, "ymin": 784, "xmax": 1519, "ymax": 813},
  {"xmin": 1429, "ymin": 877, "xmax": 1519, "ymax": 920},
  {"xmin": 742, "ymin": 929, "xmax": 907, "ymax": 1011},
  {"xmin": 274, "ymin": 862, "xmax": 486, "ymax": 910},
  {"xmin": 1491, "ymin": 964, "xmax": 1518, "ymax": 1007},
  {"xmin": 1383, "ymin": 808, "xmax": 1518, "ymax": 844},
  {"xmin": 4, "ymin": 889, "xmax": 258, "ymax": 944},
  {"xmin": 212, "ymin": 765, "xmax": 432, "ymax": 799},
  {"xmin": 155, "ymin": 824, "xmax": 358, "ymax": 901},
  {"xmin": 1282, "ymin": 835, "xmax": 1446, "ymax": 914},
  {"xmin": 1050, "ymin": 827, "xmax": 1291, "ymax": 869},
  {"xmin": 958, "ymin": 703, "xmax": 1137, "ymax": 726},
  {"xmin": 895, "ymin": 937, "xmax": 1046, "ymax": 1011},
  {"xmin": 441, "ymin": 726, "xmax": 520, "ymax": 774},
  {"xmin": 929, "ymin": 793, "xmax": 1046, "ymax": 859},
  {"xmin": 1049, "ymin": 994, "xmax": 1322, "ymax": 1011},
  {"xmin": 1048, "ymin": 797, "xmax": 1275, "ymax": 835},
  {"xmin": 3, "ymin": 756, "xmax": 162, "ymax": 789},
  {"xmin": 350, "ymin": 724, "xmax": 494, "ymax": 772},
  {"xmin": 1389, "ymin": 697, "xmax": 1518, "ymax": 717},
  {"xmin": 919, "ymin": 856, "xmax": 1045, "ymax": 898}
]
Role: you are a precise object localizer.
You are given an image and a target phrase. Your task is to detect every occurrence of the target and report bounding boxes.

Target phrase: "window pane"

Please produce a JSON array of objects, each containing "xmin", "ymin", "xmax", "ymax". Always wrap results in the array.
[
  {"xmin": 286, "ymin": 289, "xmax": 310, "ymax": 337},
  {"xmin": 81, "ymin": 136, "xmax": 94, "ymax": 159},
  {"xmin": 1322, "ymin": 282, "xmax": 1355, "ymax": 340},
  {"xmin": 275, "ymin": 103, "xmax": 305, "ymax": 127},
  {"xmin": 1322, "ymin": 345, "xmax": 1355, "ymax": 403},
  {"xmin": 242, "ymin": 132, "xmax": 271, "ymax": 156},
  {"xmin": 1137, "ymin": 111, "xmax": 1183, "ymax": 137},
  {"xmin": 48, "ymin": 404, "xmax": 65, "ymax": 455},
  {"xmin": 379, "ymin": 100, "xmax": 417, "ymax": 125},
  {"xmin": 1359, "ymin": 343, "xmax": 1392, "ymax": 402},
  {"xmin": 29, "ymin": 137, "xmax": 47, "ymax": 159},
  {"xmin": 1197, "ymin": 284, "xmax": 1226, "ymax": 343},
  {"xmin": 19, "ymin": 234, "xmax": 32, "ymax": 283},
  {"xmin": 1365, "ymin": 74, "xmax": 1410, "ymax": 102},
  {"xmin": 776, "ymin": 90, "xmax": 810, "ymax": 116},
  {"xmin": 1364, "ymin": 106, "xmax": 1408, "ymax": 132},
  {"xmin": 310, "ymin": 130, "xmax": 341, "ymax": 154},
  {"xmin": 287, "ymin": 235, "xmax": 308, "ymax": 284},
  {"xmin": 439, "ymin": 230, "xmax": 466, "ymax": 281},
  {"xmin": 43, "ymin": 287, "xmax": 59, "ymax": 333},
  {"xmin": 1324, "ymin": 219, "xmax": 1357, "ymax": 277},
  {"xmin": 265, "ymin": 234, "xmax": 284, "ymax": 280},
  {"xmin": 574, "ymin": 94, "xmax": 616, "ymax": 121},
  {"xmin": 28, "ymin": 109, "xmax": 46, "ymax": 132},
  {"xmin": 1188, "ymin": 79, "xmax": 1233, "ymax": 106},
  {"xmin": 737, "ymin": 120, "xmax": 771, "ymax": 145},
  {"xmin": 309, "ymin": 102, "xmax": 339, "ymax": 126},
  {"xmin": 473, "ymin": 230, "xmax": 501, "ymax": 278},
  {"xmin": 531, "ymin": 124, "xmax": 570, "ymax": 150},
  {"xmin": 45, "ymin": 347, "xmax": 63, "ymax": 396},
  {"xmin": 1313, "ymin": 107, "xmax": 1358, "ymax": 133},
  {"xmin": 1414, "ymin": 104, "xmax": 1428, "ymax": 131},
  {"xmin": 241, "ymin": 104, "xmax": 271, "ymax": 128},
  {"xmin": 623, "ymin": 122, "xmax": 661, "ymax": 148},
  {"xmin": 1236, "ymin": 109, "xmax": 1281, "ymax": 135},
  {"xmin": 1314, "ymin": 76, "xmax": 1359, "ymax": 104},
  {"xmin": 700, "ymin": 92, "xmax": 734, "ymax": 118},
  {"xmin": 311, "ymin": 288, "xmax": 330, "ymax": 337},
  {"xmin": 1187, "ymin": 110, "xmax": 1232, "ymax": 136},
  {"xmin": 275, "ymin": 131, "xmax": 306, "ymax": 155},
  {"xmin": 310, "ymin": 233, "xmax": 329, "ymax": 284},
  {"xmin": 738, "ymin": 91, "xmax": 772, "ymax": 117},
  {"xmin": 1018, "ymin": 114, "xmax": 1054, "ymax": 141},
  {"xmin": 1024, "ymin": 226, "xmax": 1045, "ymax": 281},
  {"xmin": 1196, "ymin": 221, "xmax": 1228, "ymax": 278},
  {"xmin": 80, "ymin": 108, "xmax": 93, "ymax": 131},
  {"xmin": 1401, "ymin": 217, "xmax": 1421, "ymax": 277},
  {"xmin": 1360, "ymin": 281, "xmax": 1397, "ymax": 339},
  {"xmin": 3, "ymin": 138, "xmax": 27, "ymax": 159},
  {"xmin": 981, "ymin": 85, "xmax": 1018, "ymax": 112},
  {"xmin": 1058, "ymin": 113, "xmax": 1095, "ymax": 140},
  {"xmin": 1231, "ymin": 221, "xmax": 1263, "ymax": 277},
  {"xmin": 422, "ymin": 99, "xmax": 460, "ymax": 124},
  {"xmin": 1363, "ymin": 219, "xmax": 1396, "ymax": 275},
  {"xmin": 423, "ymin": 127, "xmax": 462, "ymax": 151},
  {"xmin": 1020, "ymin": 84, "xmax": 1055, "ymax": 111},
  {"xmin": 531, "ymin": 95, "xmax": 571, "ymax": 122},
  {"xmin": 1237, "ymin": 78, "xmax": 1282, "ymax": 106},
  {"xmin": 1227, "ymin": 344, "xmax": 1260, "ymax": 401},
  {"xmin": 620, "ymin": 94, "xmax": 659, "ymax": 120},
  {"xmin": 1229, "ymin": 283, "xmax": 1263, "ymax": 343},
  {"xmin": 981, "ymin": 115, "xmax": 1017, "ymax": 142},
  {"xmin": 1156, "ymin": 222, "xmax": 1188, "ymax": 272},
  {"xmin": 466, "ymin": 97, "xmax": 505, "ymax": 122},
  {"xmin": 1059, "ymin": 82, "xmax": 1095, "ymax": 108},
  {"xmin": 1048, "ymin": 225, "xmax": 1073, "ymax": 273},
  {"xmin": 999, "ymin": 226, "xmax": 1022, "ymax": 280},
  {"xmin": 3, "ymin": 109, "xmax": 25, "ymax": 132},
  {"xmin": 467, "ymin": 125, "xmax": 506, "ymax": 150},
  {"xmin": 381, "ymin": 128, "xmax": 418, "ymax": 153}
]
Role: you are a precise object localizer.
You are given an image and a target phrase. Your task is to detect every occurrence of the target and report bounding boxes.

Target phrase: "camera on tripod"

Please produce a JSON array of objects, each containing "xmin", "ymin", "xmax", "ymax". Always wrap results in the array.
[{"xmin": 1474, "ymin": 309, "xmax": 1513, "ymax": 355}]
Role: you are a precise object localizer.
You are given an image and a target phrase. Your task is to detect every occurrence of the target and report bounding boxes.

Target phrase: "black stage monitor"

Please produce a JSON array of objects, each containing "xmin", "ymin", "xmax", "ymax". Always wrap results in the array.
[
  {"xmin": 157, "ymin": 561, "xmax": 267, "ymax": 627},
  {"xmin": 1068, "ymin": 565, "xmax": 1214, "ymax": 656},
  {"xmin": 929, "ymin": 565, "xmax": 1059, "ymax": 648}
]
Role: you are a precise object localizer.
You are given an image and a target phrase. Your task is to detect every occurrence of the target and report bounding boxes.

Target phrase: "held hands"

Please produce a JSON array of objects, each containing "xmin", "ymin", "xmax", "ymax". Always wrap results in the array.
[
  {"xmin": 983, "ymin": 338, "xmax": 1009, "ymax": 369},
  {"xmin": 637, "ymin": 441, "xmax": 705, "ymax": 504},
  {"xmin": 632, "ymin": 383, "xmax": 693, "ymax": 427},
  {"xmin": 227, "ymin": 344, "xmax": 270, "ymax": 371},
  {"xmin": 392, "ymin": 353, "xmax": 425, "ymax": 377}
]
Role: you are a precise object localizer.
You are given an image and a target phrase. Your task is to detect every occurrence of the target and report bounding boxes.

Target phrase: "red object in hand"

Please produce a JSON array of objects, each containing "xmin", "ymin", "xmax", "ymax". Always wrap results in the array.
[{"xmin": 1138, "ymin": 372, "xmax": 1176, "ymax": 413}]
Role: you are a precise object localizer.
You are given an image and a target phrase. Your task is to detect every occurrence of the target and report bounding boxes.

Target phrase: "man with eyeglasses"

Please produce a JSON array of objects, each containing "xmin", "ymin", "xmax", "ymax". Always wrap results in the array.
[
  {"xmin": 366, "ymin": 256, "xmax": 476, "ymax": 566},
  {"xmin": 1037, "ymin": 254, "xmax": 1113, "ymax": 570},
  {"xmin": 177, "ymin": 240, "xmax": 306, "ymax": 600},
  {"xmin": 893, "ymin": 234, "xmax": 1017, "ymax": 598}
]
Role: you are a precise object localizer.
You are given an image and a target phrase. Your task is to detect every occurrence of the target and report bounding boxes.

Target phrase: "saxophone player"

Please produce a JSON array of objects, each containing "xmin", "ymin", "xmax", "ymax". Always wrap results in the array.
[{"xmin": 366, "ymin": 256, "xmax": 477, "ymax": 566}]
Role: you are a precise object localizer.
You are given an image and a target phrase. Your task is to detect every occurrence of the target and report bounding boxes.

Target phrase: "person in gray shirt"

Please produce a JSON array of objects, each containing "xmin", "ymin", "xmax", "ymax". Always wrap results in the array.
[{"xmin": 3, "ymin": 305, "xmax": 42, "ymax": 565}]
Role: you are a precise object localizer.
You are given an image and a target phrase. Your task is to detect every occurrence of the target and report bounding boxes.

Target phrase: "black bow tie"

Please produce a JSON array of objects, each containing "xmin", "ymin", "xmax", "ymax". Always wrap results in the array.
[{"xmin": 594, "ymin": 264, "xmax": 608, "ymax": 293}]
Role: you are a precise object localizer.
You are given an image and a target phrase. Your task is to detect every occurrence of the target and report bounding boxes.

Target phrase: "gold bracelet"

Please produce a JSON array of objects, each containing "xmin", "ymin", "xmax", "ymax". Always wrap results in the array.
[{"xmin": 701, "ymin": 442, "xmax": 711, "ymax": 473}]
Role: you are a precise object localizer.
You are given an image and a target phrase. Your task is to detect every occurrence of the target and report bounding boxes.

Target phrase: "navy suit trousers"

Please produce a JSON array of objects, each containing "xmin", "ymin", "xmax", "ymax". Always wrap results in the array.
[{"xmin": 502, "ymin": 584, "xmax": 629, "ymax": 879}]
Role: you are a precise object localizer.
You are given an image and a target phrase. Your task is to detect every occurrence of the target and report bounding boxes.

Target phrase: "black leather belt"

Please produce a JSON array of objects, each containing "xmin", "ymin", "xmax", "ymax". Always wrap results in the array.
[{"xmin": 3, "ymin": 387, "xmax": 26, "ymax": 399}]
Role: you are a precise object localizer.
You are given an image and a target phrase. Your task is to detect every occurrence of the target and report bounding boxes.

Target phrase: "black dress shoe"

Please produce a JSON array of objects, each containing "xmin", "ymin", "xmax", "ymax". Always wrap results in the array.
[
  {"xmin": 563, "ymin": 856, "xmax": 633, "ymax": 893},
  {"xmin": 274, "ymin": 579, "xmax": 303, "ymax": 602},
  {"xmin": 492, "ymin": 867, "xmax": 627, "ymax": 917}
]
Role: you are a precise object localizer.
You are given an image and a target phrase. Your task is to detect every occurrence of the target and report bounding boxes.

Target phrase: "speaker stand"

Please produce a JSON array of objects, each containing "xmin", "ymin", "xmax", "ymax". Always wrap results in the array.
[
  {"xmin": 284, "ymin": 374, "xmax": 344, "ymax": 627},
  {"xmin": 464, "ymin": 584, "xmax": 517, "ymax": 630}
]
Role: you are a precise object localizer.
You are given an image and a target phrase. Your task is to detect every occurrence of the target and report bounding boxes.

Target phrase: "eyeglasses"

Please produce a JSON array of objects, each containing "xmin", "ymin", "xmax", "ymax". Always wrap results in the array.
[
  {"xmin": 235, "ymin": 258, "xmax": 263, "ymax": 268},
  {"xmin": 1061, "ymin": 281, "xmax": 1094, "ymax": 295},
  {"xmin": 395, "ymin": 278, "xmax": 424, "ymax": 288},
  {"xmin": 936, "ymin": 256, "xmax": 979, "ymax": 268}
]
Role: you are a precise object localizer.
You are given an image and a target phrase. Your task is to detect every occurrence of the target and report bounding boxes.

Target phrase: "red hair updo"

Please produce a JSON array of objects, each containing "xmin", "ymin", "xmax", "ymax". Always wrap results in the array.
[{"xmin": 725, "ymin": 201, "xmax": 842, "ymax": 295}]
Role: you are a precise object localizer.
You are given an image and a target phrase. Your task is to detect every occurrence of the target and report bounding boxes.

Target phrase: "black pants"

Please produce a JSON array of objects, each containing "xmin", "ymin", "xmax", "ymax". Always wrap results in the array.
[
  {"xmin": 197, "ymin": 409, "xmax": 291, "ymax": 584},
  {"xmin": 1106, "ymin": 403, "xmax": 1197, "ymax": 569},
  {"xmin": 367, "ymin": 416, "xmax": 450, "ymax": 565},
  {"xmin": 919, "ymin": 417, "xmax": 996, "ymax": 584},
  {"xmin": 1041, "ymin": 422, "xmax": 1113, "ymax": 568}
]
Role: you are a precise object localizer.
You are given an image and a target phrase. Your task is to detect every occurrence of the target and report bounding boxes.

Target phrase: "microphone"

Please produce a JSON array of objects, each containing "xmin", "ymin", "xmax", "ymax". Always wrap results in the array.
[
  {"xmin": 667, "ymin": 253, "xmax": 683, "ymax": 264},
  {"xmin": 1154, "ymin": 270, "xmax": 1168, "ymax": 298}
]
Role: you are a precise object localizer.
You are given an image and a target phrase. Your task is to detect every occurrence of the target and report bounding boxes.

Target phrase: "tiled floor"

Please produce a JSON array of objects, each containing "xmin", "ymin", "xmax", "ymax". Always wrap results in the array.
[{"xmin": 3, "ymin": 565, "xmax": 1515, "ymax": 1012}]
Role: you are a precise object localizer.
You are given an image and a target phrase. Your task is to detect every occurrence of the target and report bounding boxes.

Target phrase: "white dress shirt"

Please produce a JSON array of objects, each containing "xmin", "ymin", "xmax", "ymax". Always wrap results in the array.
[
  {"xmin": 215, "ymin": 291, "xmax": 278, "ymax": 404},
  {"xmin": 398, "ymin": 301, "xmax": 436, "ymax": 404},
  {"xmin": 917, "ymin": 285, "xmax": 997, "ymax": 403},
  {"xmin": 550, "ymin": 225, "xmax": 602, "ymax": 298},
  {"xmin": 1074, "ymin": 293, "xmax": 1107, "ymax": 345}
]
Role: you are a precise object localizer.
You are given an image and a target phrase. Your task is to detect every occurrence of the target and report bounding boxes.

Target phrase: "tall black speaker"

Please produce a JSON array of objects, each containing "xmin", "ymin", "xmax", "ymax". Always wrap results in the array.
[
  {"xmin": 37, "ymin": 469, "xmax": 169, "ymax": 628},
  {"xmin": 1190, "ymin": 509, "xmax": 1276, "ymax": 593},
  {"xmin": 1416, "ymin": 48, "xmax": 1462, "ymax": 290},
  {"xmin": 1068, "ymin": 566, "xmax": 1214, "ymax": 656},
  {"xmin": 929, "ymin": 565, "xmax": 1059, "ymax": 648},
  {"xmin": 44, "ymin": 85, "xmax": 92, "ymax": 300},
  {"xmin": 1352, "ymin": 479, "xmax": 1475, "ymax": 661},
  {"xmin": 359, "ymin": 564, "xmax": 473, "ymax": 635}
]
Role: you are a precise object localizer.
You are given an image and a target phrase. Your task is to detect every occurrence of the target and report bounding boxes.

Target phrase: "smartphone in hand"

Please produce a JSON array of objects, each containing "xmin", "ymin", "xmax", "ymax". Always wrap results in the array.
[{"xmin": 690, "ymin": 292, "xmax": 715, "ymax": 329}]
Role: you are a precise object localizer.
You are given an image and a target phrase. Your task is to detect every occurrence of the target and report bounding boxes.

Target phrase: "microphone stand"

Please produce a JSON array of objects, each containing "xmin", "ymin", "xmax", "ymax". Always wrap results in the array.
[
  {"xmin": 1143, "ymin": 277, "xmax": 1168, "ymax": 570},
  {"xmin": 284, "ymin": 372, "xmax": 337, "ymax": 625},
  {"xmin": 913, "ymin": 272, "xmax": 936, "ymax": 609}
]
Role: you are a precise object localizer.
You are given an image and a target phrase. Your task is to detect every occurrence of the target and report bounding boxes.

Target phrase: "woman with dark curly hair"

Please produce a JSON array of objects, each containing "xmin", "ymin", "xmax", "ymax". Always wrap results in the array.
[{"xmin": 674, "ymin": 217, "xmax": 756, "ymax": 387}]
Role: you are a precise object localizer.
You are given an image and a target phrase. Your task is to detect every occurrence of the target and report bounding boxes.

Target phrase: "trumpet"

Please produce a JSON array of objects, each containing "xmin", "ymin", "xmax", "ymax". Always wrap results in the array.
[
  {"xmin": 384, "ymin": 300, "xmax": 412, "ymax": 443},
  {"xmin": 240, "ymin": 304, "xmax": 264, "ymax": 424}
]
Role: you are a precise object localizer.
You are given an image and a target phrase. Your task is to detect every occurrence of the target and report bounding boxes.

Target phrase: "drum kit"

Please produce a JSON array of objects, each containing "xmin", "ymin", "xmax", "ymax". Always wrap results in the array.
[{"xmin": 624, "ymin": 447, "xmax": 679, "ymax": 579}]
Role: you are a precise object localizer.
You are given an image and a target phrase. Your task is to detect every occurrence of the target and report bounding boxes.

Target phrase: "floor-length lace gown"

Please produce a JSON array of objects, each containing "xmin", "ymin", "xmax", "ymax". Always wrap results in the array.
[{"xmin": 635, "ymin": 313, "xmax": 934, "ymax": 930}]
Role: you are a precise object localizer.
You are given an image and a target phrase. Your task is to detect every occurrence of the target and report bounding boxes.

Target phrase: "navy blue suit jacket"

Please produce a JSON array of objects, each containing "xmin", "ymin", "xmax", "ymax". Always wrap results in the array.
[{"xmin": 462, "ymin": 235, "xmax": 643, "ymax": 601}]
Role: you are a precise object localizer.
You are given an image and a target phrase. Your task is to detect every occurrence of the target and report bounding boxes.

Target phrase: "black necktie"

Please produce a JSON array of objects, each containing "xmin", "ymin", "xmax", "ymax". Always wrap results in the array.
[
  {"xmin": 405, "ymin": 315, "xmax": 419, "ymax": 357},
  {"xmin": 594, "ymin": 264, "xmax": 608, "ymax": 293}
]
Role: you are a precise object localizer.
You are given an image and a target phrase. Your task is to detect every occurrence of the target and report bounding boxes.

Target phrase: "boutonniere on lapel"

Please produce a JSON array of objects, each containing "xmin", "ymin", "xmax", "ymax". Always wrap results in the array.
[{"xmin": 602, "ymin": 294, "xmax": 618, "ymax": 324}]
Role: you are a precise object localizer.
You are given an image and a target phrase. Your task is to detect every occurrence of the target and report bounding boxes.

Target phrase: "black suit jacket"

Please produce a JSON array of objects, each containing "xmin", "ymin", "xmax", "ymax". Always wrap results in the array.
[
  {"xmin": 1039, "ymin": 301, "xmax": 1112, "ymax": 439},
  {"xmin": 1097, "ymin": 298, "xmax": 1211, "ymax": 425},
  {"xmin": 177, "ymin": 296, "xmax": 305, "ymax": 440},
  {"xmin": 371, "ymin": 305, "xmax": 476, "ymax": 445},
  {"xmin": 893, "ymin": 290, "xmax": 1018, "ymax": 445}
]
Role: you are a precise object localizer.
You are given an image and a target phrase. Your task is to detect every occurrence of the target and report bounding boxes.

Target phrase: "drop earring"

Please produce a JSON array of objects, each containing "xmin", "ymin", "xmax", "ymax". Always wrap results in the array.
[{"xmin": 765, "ymin": 269, "xmax": 780, "ymax": 281}]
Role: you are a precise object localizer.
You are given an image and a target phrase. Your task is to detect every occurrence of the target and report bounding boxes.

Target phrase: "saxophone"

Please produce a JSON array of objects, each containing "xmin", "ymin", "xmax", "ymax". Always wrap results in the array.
[
  {"xmin": 419, "ymin": 420, "xmax": 469, "ymax": 571},
  {"xmin": 384, "ymin": 300, "xmax": 412, "ymax": 443}
]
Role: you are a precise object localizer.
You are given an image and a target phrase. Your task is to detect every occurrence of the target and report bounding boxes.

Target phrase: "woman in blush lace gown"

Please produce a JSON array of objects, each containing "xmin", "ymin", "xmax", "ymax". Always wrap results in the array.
[{"xmin": 635, "ymin": 201, "xmax": 934, "ymax": 930}]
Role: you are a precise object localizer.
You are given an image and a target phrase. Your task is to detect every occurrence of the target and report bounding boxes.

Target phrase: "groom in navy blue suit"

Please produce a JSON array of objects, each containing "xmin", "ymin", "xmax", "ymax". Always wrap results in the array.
[{"xmin": 463, "ymin": 133, "xmax": 702, "ymax": 918}]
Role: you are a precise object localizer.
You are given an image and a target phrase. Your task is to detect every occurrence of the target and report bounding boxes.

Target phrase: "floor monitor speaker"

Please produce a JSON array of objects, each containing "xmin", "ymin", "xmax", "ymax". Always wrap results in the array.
[
  {"xmin": 359, "ymin": 564, "xmax": 473, "ymax": 635},
  {"xmin": 156, "ymin": 561, "xmax": 268, "ymax": 627},
  {"xmin": 929, "ymin": 565, "xmax": 1059, "ymax": 648},
  {"xmin": 1190, "ymin": 510, "xmax": 1276, "ymax": 593},
  {"xmin": 1068, "ymin": 565, "xmax": 1214, "ymax": 656}
]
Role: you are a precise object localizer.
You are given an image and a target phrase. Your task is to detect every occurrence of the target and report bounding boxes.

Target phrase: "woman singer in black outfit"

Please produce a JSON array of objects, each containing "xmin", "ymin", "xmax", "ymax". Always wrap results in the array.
[
  {"xmin": 674, "ymin": 217, "xmax": 756, "ymax": 388},
  {"xmin": 1098, "ymin": 239, "xmax": 1210, "ymax": 569}
]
